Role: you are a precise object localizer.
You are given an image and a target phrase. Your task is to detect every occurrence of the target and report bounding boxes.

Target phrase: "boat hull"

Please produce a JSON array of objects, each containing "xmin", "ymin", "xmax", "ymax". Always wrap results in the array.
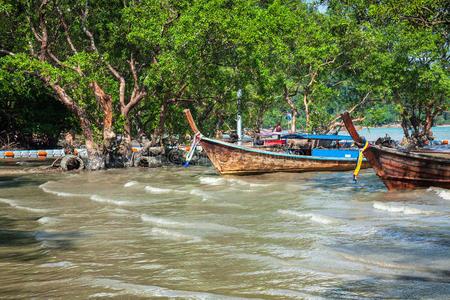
[
  {"xmin": 342, "ymin": 111, "xmax": 450, "ymax": 190},
  {"xmin": 200, "ymin": 137, "xmax": 368, "ymax": 175},
  {"xmin": 366, "ymin": 146, "xmax": 450, "ymax": 189}
]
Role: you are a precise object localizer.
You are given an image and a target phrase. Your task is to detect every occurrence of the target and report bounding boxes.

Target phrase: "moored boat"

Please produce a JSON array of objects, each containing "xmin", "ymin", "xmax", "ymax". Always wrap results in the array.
[
  {"xmin": 184, "ymin": 109, "xmax": 369, "ymax": 175},
  {"xmin": 342, "ymin": 112, "xmax": 450, "ymax": 190}
]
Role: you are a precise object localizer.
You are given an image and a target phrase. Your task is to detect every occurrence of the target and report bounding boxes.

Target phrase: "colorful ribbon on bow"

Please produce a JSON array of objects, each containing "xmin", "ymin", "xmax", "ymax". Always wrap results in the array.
[
  {"xmin": 184, "ymin": 133, "xmax": 202, "ymax": 168},
  {"xmin": 353, "ymin": 141, "xmax": 369, "ymax": 182}
]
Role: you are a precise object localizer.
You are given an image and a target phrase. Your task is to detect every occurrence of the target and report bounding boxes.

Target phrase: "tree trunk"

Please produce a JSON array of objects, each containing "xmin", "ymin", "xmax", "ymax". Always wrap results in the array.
[
  {"xmin": 422, "ymin": 106, "xmax": 435, "ymax": 140},
  {"xmin": 283, "ymin": 86, "xmax": 298, "ymax": 133},
  {"xmin": 120, "ymin": 114, "xmax": 134, "ymax": 167},
  {"xmin": 47, "ymin": 82, "xmax": 103, "ymax": 168},
  {"xmin": 303, "ymin": 94, "xmax": 310, "ymax": 131},
  {"xmin": 92, "ymin": 81, "xmax": 116, "ymax": 153},
  {"xmin": 151, "ymin": 98, "xmax": 169, "ymax": 146},
  {"xmin": 291, "ymin": 111, "xmax": 297, "ymax": 133}
]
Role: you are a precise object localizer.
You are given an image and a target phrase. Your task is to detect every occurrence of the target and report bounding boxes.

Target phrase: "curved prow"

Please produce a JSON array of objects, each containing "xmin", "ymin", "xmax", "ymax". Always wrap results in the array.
[
  {"xmin": 341, "ymin": 112, "xmax": 365, "ymax": 146},
  {"xmin": 183, "ymin": 109, "xmax": 201, "ymax": 135}
]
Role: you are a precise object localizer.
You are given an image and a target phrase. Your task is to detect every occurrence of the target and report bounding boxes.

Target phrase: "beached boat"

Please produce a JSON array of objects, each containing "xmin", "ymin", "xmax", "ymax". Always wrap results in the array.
[
  {"xmin": 342, "ymin": 112, "xmax": 450, "ymax": 190},
  {"xmin": 184, "ymin": 109, "xmax": 369, "ymax": 175}
]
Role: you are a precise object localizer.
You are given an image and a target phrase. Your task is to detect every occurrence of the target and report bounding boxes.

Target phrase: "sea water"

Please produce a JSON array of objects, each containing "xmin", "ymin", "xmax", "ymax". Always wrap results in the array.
[
  {"xmin": 0, "ymin": 163, "xmax": 449, "ymax": 299},
  {"xmin": 346, "ymin": 126, "xmax": 450, "ymax": 142}
]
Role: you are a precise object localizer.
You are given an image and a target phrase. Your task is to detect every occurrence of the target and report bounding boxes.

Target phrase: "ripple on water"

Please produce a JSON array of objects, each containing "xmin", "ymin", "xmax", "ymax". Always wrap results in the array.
[
  {"xmin": 278, "ymin": 209, "xmax": 342, "ymax": 225},
  {"xmin": 199, "ymin": 176, "xmax": 225, "ymax": 185},
  {"xmin": 90, "ymin": 195, "xmax": 136, "ymax": 206},
  {"xmin": 39, "ymin": 182, "xmax": 89, "ymax": 198},
  {"xmin": 144, "ymin": 185, "xmax": 175, "ymax": 194},
  {"xmin": 82, "ymin": 276, "xmax": 237, "ymax": 298},
  {"xmin": 141, "ymin": 214, "xmax": 187, "ymax": 228},
  {"xmin": 124, "ymin": 181, "xmax": 138, "ymax": 187},
  {"xmin": 373, "ymin": 201, "xmax": 436, "ymax": 215},
  {"xmin": 1, "ymin": 166, "xmax": 449, "ymax": 299},
  {"xmin": 141, "ymin": 214, "xmax": 245, "ymax": 234},
  {"xmin": 189, "ymin": 189, "xmax": 210, "ymax": 201},
  {"xmin": 225, "ymin": 177, "xmax": 271, "ymax": 187},
  {"xmin": 40, "ymin": 261, "xmax": 74, "ymax": 268},
  {"xmin": 0, "ymin": 197, "xmax": 48, "ymax": 213},
  {"xmin": 37, "ymin": 216, "xmax": 59, "ymax": 225},
  {"xmin": 150, "ymin": 228, "xmax": 202, "ymax": 242}
]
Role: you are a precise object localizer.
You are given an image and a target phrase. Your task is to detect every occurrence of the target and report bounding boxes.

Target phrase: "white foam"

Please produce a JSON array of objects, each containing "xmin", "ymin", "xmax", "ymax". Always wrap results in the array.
[
  {"xmin": 144, "ymin": 186, "xmax": 173, "ymax": 194},
  {"xmin": 82, "ymin": 276, "xmax": 232, "ymax": 298},
  {"xmin": 39, "ymin": 182, "xmax": 88, "ymax": 197},
  {"xmin": 141, "ymin": 214, "xmax": 244, "ymax": 233},
  {"xmin": 124, "ymin": 181, "xmax": 138, "ymax": 187},
  {"xmin": 437, "ymin": 190, "xmax": 450, "ymax": 200},
  {"xmin": 428, "ymin": 187, "xmax": 450, "ymax": 200},
  {"xmin": 373, "ymin": 202, "xmax": 434, "ymax": 215},
  {"xmin": 0, "ymin": 198, "xmax": 48, "ymax": 213},
  {"xmin": 227, "ymin": 178, "xmax": 270, "ymax": 187},
  {"xmin": 141, "ymin": 214, "xmax": 187, "ymax": 228},
  {"xmin": 151, "ymin": 227, "xmax": 202, "ymax": 242},
  {"xmin": 199, "ymin": 176, "xmax": 225, "ymax": 185},
  {"xmin": 37, "ymin": 216, "xmax": 59, "ymax": 225},
  {"xmin": 279, "ymin": 209, "xmax": 340, "ymax": 225},
  {"xmin": 40, "ymin": 261, "xmax": 73, "ymax": 268},
  {"xmin": 90, "ymin": 195, "xmax": 134, "ymax": 206},
  {"xmin": 189, "ymin": 189, "xmax": 209, "ymax": 201},
  {"xmin": 89, "ymin": 292, "xmax": 126, "ymax": 298},
  {"xmin": 338, "ymin": 252, "xmax": 428, "ymax": 272}
]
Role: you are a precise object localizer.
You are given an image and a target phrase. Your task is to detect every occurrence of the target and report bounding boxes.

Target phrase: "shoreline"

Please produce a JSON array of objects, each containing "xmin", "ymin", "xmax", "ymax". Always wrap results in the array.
[{"xmin": 366, "ymin": 124, "xmax": 450, "ymax": 129}]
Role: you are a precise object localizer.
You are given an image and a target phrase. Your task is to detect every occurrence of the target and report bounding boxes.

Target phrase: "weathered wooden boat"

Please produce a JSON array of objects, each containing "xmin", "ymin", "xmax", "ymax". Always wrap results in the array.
[
  {"xmin": 342, "ymin": 112, "xmax": 450, "ymax": 190},
  {"xmin": 184, "ymin": 109, "xmax": 369, "ymax": 175}
]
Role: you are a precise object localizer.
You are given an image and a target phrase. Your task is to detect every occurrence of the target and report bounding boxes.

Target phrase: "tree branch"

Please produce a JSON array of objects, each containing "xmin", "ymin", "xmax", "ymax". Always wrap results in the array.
[
  {"xmin": 82, "ymin": 0, "xmax": 125, "ymax": 106},
  {"xmin": 324, "ymin": 91, "xmax": 372, "ymax": 133},
  {"xmin": 25, "ymin": 0, "xmax": 42, "ymax": 42},
  {"xmin": 37, "ymin": 0, "xmax": 49, "ymax": 61},
  {"xmin": 0, "ymin": 49, "xmax": 15, "ymax": 55},
  {"xmin": 47, "ymin": 48, "xmax": 84, "ymax": 76},
  {"xmin": 54, "ymin": 0, "xmax": 78, "ymax": 54}
]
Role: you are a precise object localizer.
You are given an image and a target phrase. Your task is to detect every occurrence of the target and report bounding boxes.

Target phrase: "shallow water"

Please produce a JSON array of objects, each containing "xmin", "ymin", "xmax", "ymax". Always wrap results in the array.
[{"xmin": 0, "ymin": 164, "xmax": 449, "ymax": 299}]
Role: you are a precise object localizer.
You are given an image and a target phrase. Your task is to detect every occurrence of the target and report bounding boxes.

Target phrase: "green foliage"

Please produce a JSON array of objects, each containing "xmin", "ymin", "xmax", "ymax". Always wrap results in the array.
[
  {"xmin": 0, "ymin": 73, "xmax": 75, "ymax": 148},
  {"xmin": 1, "ymin": 0, "xmax": 448, "ymax": 151}
]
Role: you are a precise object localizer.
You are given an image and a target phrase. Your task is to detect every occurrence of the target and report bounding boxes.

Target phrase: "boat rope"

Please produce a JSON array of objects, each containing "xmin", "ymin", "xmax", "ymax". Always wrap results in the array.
[
  {"xmin": 353, "ymin": 141, "xmax": 370, "ymax": 182},
  {"xmin": 184, "ymin": 133, "xmax": 202, "ymax": 168}
]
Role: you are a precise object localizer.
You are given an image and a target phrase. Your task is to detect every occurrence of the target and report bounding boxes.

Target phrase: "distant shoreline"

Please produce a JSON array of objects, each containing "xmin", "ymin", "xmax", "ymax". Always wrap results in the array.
[{"xmin": 367, "ymin": 124, "xmax": 450, "ymax": 129}]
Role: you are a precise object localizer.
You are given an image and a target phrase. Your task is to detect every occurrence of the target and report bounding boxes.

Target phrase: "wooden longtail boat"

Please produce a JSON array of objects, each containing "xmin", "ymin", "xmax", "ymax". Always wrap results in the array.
[
  {"xmin": 184, "ymin": 109, "xmax": 369, "ymax": 175},
  {"xmin": 342, "ymin": 112, "xmax": 450, "ymax": 190}
]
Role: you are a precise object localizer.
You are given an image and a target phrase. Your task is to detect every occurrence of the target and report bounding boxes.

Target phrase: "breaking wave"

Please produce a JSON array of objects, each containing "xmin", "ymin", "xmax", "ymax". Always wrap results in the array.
[
  {"xmin": 124, "ymin": 181, "xmax": 138, "ymax": 187},
  {"xmin": 150, "ymin": 228, "xmax": 202, "ymax": 242},
  {"xmin": 199, "ymin": 176, "xmax": 225, "ymax": 185},
  {"xmin": 90, "ymin": 195, "xmax": 135, "ymax": 206},
  {"xmin": 144, "ymin": 186, "xmax": 174, "ymax": 194},
  {"xmin": 278, "ymin": 209, "xmax": 341, "ymax": 225},
  {"xmin": 39, "ymin": 182, "xmax": 88, "ymax": 197},
  {"xmin": 0, "ymin": 197, "xmax": 48, "ymax": 213},
  {"xmin": 141, "ymin": 214, "xmax": 187, "ymax": 228},
  {"xmin": 428, "ymin": 187, "xmax": 450, "ymax": 201},
  {"xmin": 141, "ymin": 214, "xmax": 243, "ymax": 233},
  {"xmin": 226, "ymin": 178, "xmax": 270, "ymax": 187},
  {"xmin": 37, "ymin": 216, "xmax": 59, "ymax": 225},
  {"xmin": 189, "ymin": 189, "xmax": 210, "ymax": 201},
  {"xmin": 82, "ymin": 276, "xmax": 232, "ymax": 298},
  {"xmin": 373, "ymin": 202, "xmax": 435, "ymax": 215}
]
